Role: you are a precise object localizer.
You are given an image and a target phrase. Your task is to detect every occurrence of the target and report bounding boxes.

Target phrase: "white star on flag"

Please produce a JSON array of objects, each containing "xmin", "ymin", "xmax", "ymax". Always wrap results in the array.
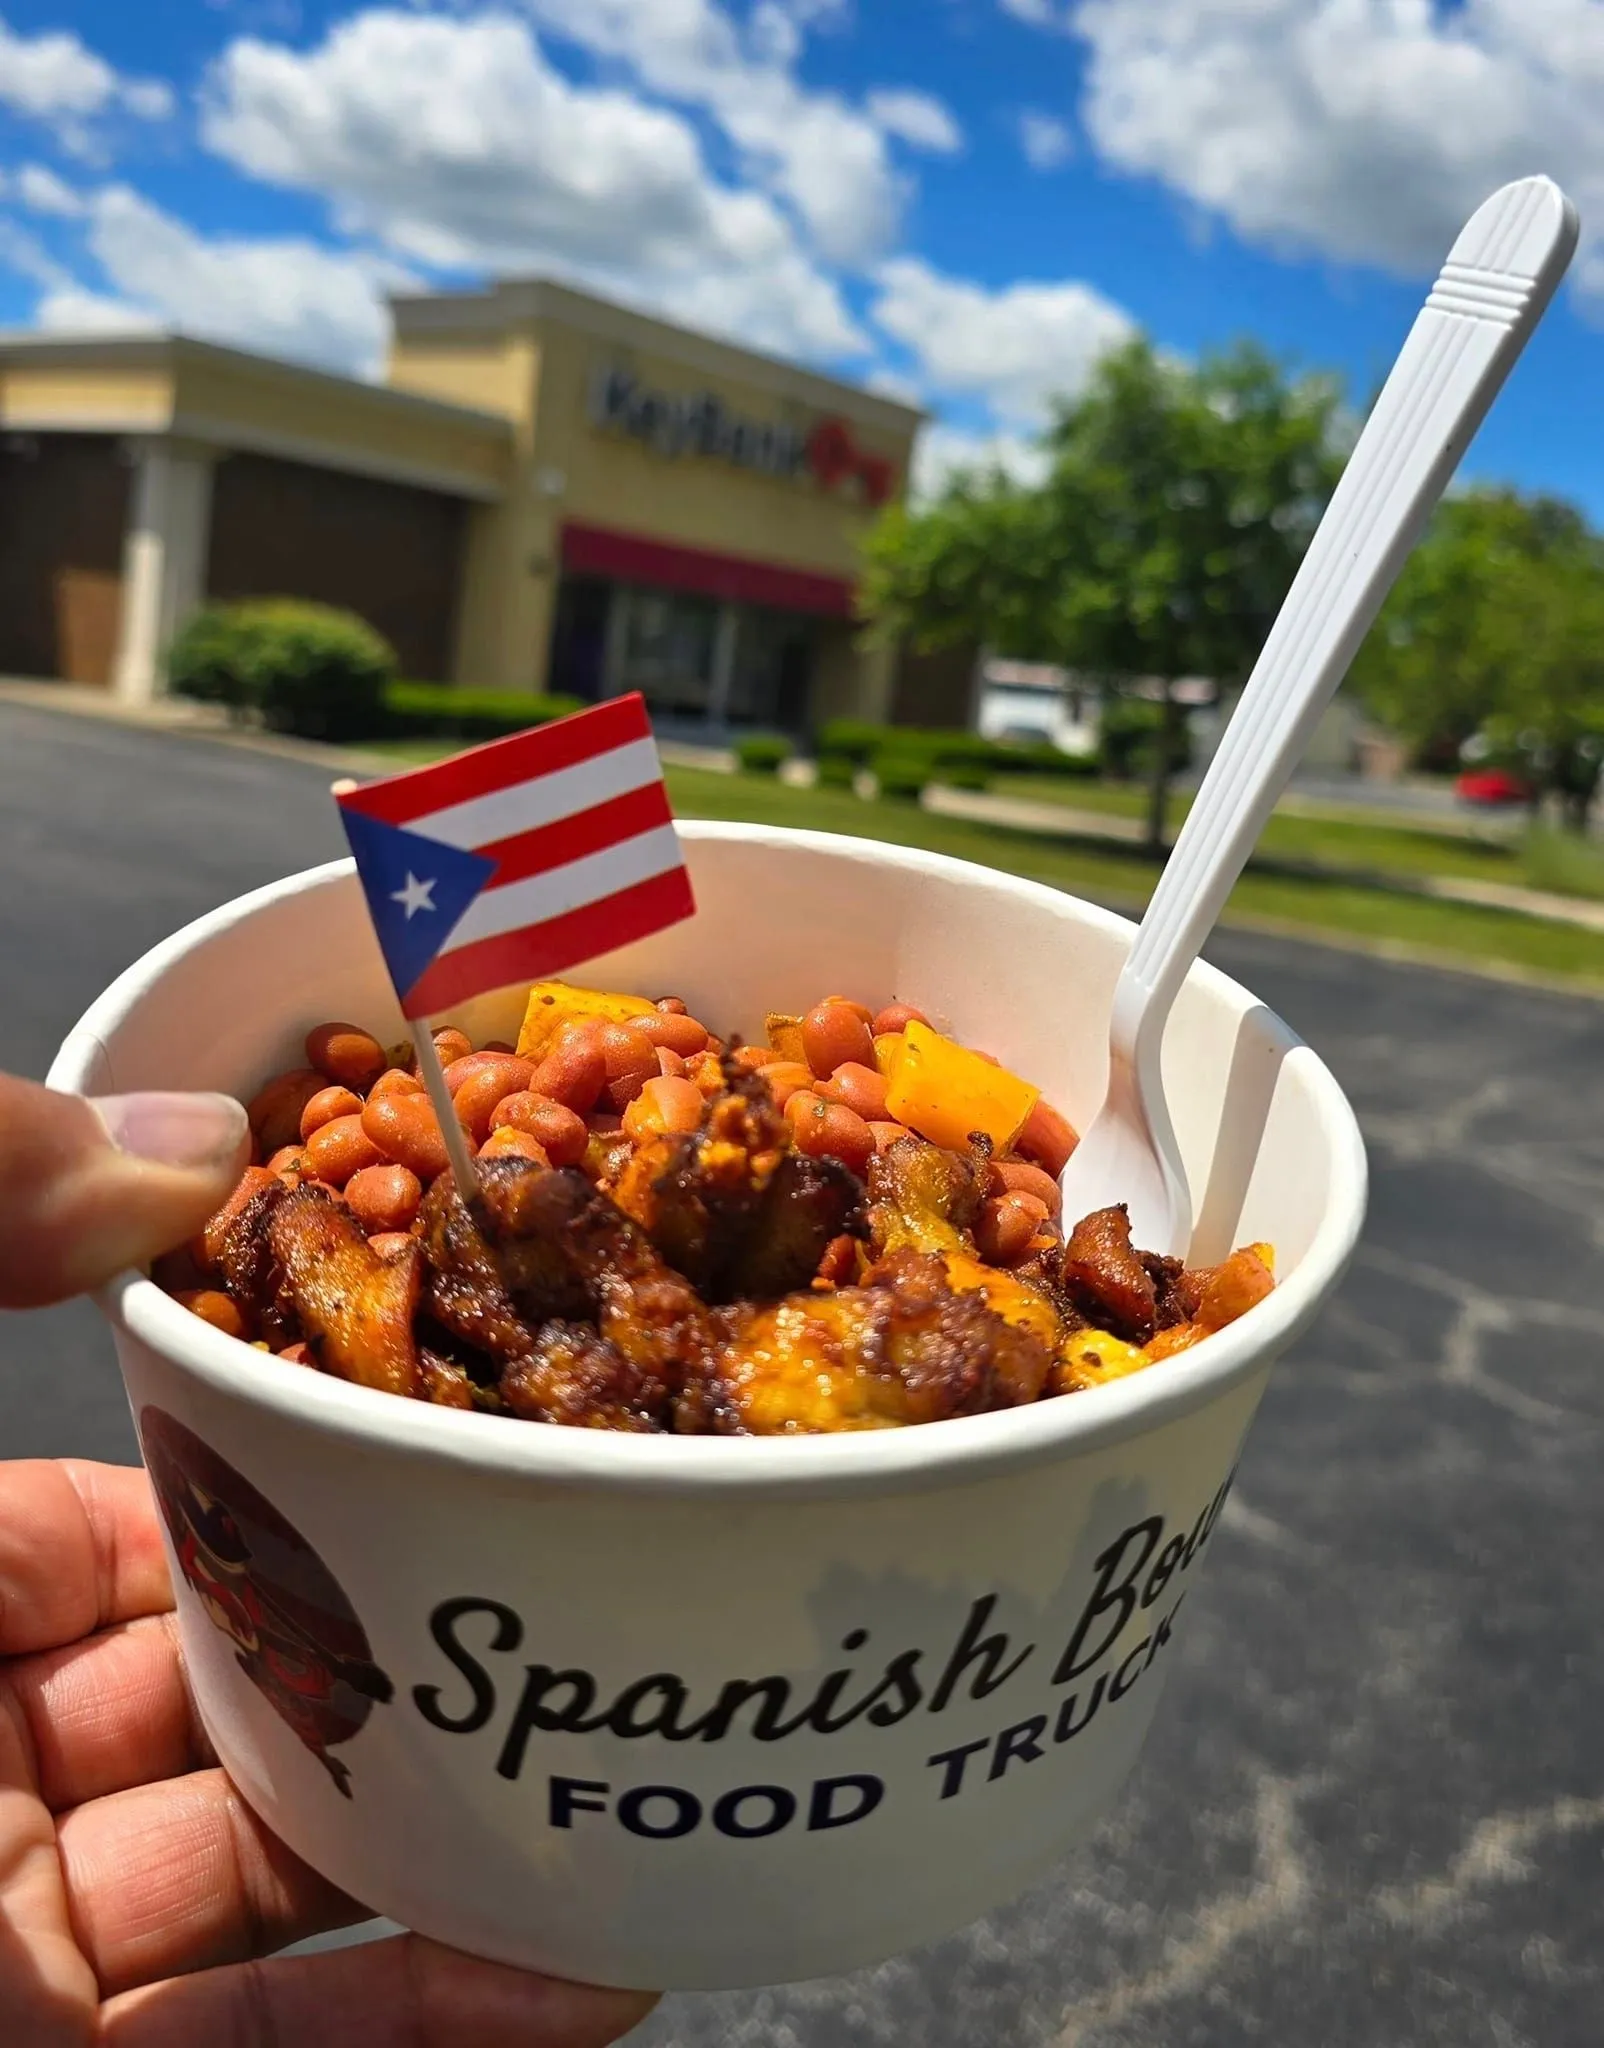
[{"xmin": 391, "ymin": 871, "xmax": 437, "ymax": 920}]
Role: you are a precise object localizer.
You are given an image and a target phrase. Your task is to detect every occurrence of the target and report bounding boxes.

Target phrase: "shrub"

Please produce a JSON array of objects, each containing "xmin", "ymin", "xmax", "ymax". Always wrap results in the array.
[
  {"xmin": 869, "ymin": 747, "xmax": 933, "ymax": 801},
  {"xmin": 1099, "ymin": 698, "xmax": 1194, "ymax": 781},
  {"xmin": 735, "ymin": 734, "xmax": 792, "ymax": 776},
  {"xmin": 170, "ymin": 600, "xmax": 395, "ymax": 741},
  {"xmin": 815, "ymin": 751, "xmax": 857, "ymax": 790},
  {"xmin": 383, "ymin": 681, "xmax": 583, "ymax": 742},
  {"xmin": 942, "ymin": 766, "xmax": 990, "ymax": 792},
  {"xmin": 818, "ymin": 718, "xmax": 1101, "ymax": 782}
]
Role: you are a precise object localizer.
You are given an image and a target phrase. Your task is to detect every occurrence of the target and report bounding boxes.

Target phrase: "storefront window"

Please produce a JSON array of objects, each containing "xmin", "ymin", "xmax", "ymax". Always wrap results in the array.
[{"xmin": 617, "ymin": 588, "xmax": 720, "ymax": 720}]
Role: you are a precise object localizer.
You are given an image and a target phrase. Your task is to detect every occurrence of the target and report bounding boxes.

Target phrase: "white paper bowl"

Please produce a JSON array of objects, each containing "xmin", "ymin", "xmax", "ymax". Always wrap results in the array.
[{"xmin": 48, "ymin": 822, "xmax": 1366, "ymax": 1991}]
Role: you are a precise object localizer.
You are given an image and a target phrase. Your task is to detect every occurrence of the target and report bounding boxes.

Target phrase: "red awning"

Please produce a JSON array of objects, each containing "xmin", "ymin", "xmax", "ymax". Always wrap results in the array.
[{"xmin": 560, "ymin": 520, "xmax": 855, "ymax": 619}]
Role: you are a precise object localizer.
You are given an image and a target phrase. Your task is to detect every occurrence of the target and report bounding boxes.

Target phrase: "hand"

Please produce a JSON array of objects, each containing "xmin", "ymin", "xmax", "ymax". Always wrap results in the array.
[{"xmin": 0, "ymin": 1077, "xmax": 656, "ymax": 2044}]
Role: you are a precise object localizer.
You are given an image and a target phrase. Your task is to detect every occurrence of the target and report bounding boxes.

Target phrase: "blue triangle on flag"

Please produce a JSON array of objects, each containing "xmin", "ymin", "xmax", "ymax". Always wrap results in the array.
[{"xmin": 339, "ymin": 809, "xmax": 498, "ymax": 1006}]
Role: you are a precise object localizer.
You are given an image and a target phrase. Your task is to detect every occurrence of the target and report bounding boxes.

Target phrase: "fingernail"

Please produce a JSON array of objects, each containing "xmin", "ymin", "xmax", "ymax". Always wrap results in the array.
[{"xmin": 91, "ymin": 1092, "xmax": 250, "ymax": 1172}]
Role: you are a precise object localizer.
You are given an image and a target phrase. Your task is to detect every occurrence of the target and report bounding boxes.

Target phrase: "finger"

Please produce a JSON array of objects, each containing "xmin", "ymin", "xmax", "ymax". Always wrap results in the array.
[
  {"xmin": 0, "ymin": 1075, "xmax": 248, "ymax": 1307},
  {"xmin": 0, "ymin": 1463, "xmax": 173, "ymax": 1658},
  {"xmin": 57, "ymin": 1766, "xmax": 359, "ymax": 1994},
  {"xmin": 101, "ymin": 1935, "xmax": 658, "ymax": 2048},
  {"xmin": 4, "ymin": 1613, "xmax": 211, "ymax": 1812}
]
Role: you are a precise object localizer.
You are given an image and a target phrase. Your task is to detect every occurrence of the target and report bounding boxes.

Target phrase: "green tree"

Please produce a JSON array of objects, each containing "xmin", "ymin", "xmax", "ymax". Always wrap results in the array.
[
  {"xmin": 1352, "ymin": 489, "xmax": 1604, "ymax": 829},
  {"xmin": 862, "ymin": 337, "xmax": 1345, "ymax": 849}
]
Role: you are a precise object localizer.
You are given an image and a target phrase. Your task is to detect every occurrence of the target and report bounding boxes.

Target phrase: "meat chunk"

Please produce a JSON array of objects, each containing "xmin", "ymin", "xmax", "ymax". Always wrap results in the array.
[
  {"xmin": 612, "ymin": 1072, "xmax": 860, "ymax": 1302},
  {"xmin": 1060, "ymin": 1204, "xmax": 1158, "ymax": 1342},
  {"xmin": 500, "ymin": 1323, "xmax": 660, "ymax": 1432},
  {"xmin": 265, "ymin": 1188, "xmax": 422, "ymax": 1397},
  {"xmin": 684, "ymin": 1246, "xmax": 1052, "ymax": 1435}
]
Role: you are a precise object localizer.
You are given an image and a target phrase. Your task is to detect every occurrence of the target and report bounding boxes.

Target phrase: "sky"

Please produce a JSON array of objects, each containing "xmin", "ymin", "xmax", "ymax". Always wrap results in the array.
[{"xmin": 2, "ymin": 0, "xmax": 1604, "ymax": 514}]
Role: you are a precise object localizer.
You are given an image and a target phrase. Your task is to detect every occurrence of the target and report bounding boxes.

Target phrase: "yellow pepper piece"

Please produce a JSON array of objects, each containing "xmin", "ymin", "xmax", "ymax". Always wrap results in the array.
[
  {"xmin": 765, "ymin": 1013, "xmax": 806, "ymax": 1063},
  {"xmin": 883, "ymin": 1021, "xmax": 1039, "ymax": 1154},
  {"xmin": 516, "ymin": 981, "xmax": 656, "ymax": 1057},
  {"xmin": 1056, "ymin": 1328, "xmax": 1153, "ymax": 1392},
  {"xmin": 872, "ymin": 1033, "xmax": 906, "ymax": 1082}
]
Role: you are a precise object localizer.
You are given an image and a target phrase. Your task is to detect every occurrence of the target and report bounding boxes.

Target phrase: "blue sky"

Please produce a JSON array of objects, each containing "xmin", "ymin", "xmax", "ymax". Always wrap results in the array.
[{"xmin": 2, "ymin": 0, "xmax": 1602, "ymax": 513}]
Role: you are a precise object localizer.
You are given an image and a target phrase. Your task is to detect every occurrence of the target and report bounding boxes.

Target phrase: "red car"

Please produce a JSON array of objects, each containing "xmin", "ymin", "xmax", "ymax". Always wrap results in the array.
[{"xmin": 1455, "ymin": 767, "xmax": 1534, "ymax": 807}]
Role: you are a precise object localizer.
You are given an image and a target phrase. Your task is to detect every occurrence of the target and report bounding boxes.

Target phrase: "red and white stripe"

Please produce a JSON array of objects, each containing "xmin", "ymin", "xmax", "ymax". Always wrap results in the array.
[{"xmin": 359, "ymin": 696, "xmax": 693, "ymax": 1017}]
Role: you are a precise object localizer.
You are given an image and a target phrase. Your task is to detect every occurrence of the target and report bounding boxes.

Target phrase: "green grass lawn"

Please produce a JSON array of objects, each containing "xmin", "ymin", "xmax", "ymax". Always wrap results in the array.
[{"xmin": 355, "ymin": 741, "xmax": 1604, "ymax": 987}]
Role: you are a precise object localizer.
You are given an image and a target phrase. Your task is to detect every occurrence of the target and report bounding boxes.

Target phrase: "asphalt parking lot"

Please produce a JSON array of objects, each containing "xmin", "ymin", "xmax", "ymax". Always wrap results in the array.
[{"xmin": 4, "ymin": 702, "xmax": 1603, "ymax": 2046}]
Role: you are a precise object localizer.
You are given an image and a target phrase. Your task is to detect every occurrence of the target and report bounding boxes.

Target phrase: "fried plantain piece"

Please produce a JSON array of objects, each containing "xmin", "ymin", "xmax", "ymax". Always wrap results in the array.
[
  {"xmin": 1060, "ymin": 1203, "xmax": 1158, "ymax": 1343},
  {"xmin": 419, "ymin": 1166, "xmax": 588, "ymax": 1365},
  {"xmin": 867, "ymin": 1136, "xmax": 1060, "ymax": 1349},
  {"xmin": 266, "ymin": 1187, "xmax": 422, "ymax": 1397},
  {"xmin": 685, "ymin": 1246, "xmax": 1053, "ymax": 1435}
]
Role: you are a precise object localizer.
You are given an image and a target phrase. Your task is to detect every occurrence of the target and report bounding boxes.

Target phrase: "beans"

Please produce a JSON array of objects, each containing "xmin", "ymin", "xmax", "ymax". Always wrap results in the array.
[
  {"xmin": 361, "ymin": 1092, "xmax": 455, "ymax": 1181},
  {"xmin": 302, "ymin": 1114, "xmax": 387, "ymax": 1188},
  {"xmin": 975, "ymin": 1191, "xmax": 1050, "ymax": 1267},
  {"xmin": 1016, "ymin": 1098, "xmax": 1077, "ymax": 1176},
  {"xmin": 873, "ymin": 1003, "xmax": 928, "ymax": 1036},
  {"xmin": 453, "ymin": 1059, "xmax": 535, "ymax": 1143},
  {"xmin": 869, "ymin": 1120, "xmax": 914, "ymax": 1155},
  {"xmin": 587, "ymin": 1110, "xmax": 624, "ymax": 1134},
  {"xmin": 599, "ymin": 1022, "xmax": 659, "ymax": 1110},
  {"xmin": 345, "ymin": 1162, "xmax": 423, "ymax": 1235},
  {"xmin": 304, "ymin": 1022, "xmax": 386, "ymax": 1094},
  {"xmin": 656, "ymin": 1045, "xmax": 688, "ymax": 1079},
  {"xmin": 786, "ymin": 1091, "xmax": 874, "ymax": 1175},
  {"xmin": 299, "ymin": 1084, "xmax": 364, "ymax": 1142},
  {"xmin": 489, "ymin": 1091, "xmax": 588, "ymax": 1166},
  {"xmin": 432, "ymin": 1028, "xmax": 473, "ymax": 1067},
  {"xmin": 728, "ymin": 1044, "xmax": 773, "ymax": 1076},
  {"xmin": 801, "ymin": 1001, "xmax": 874, "ymax": 1079},
  {"xmin": 990, "ymin": 1158, "xmax": 1063, "ymax": 1219},
  {"xmin": 266, "ymin": 1144, "xmax": 307, "ymax": 1184},
  {"xmin": 369, "ymin": 1067, "xmax": 425, "ymax": 1102},
  {"xmin": 755, "ymin": 1060, "xmax": 813, "ymax": 1109},
  {"xmin": 623, "ymin": 1075, "xmax": 708, "ymax": 1143},
  {"xmin": 481, "ymin": 1040, "xmax": 515, "ymax": 1055},
  {"xmin": 175, "ymin": 1289, "xmax": 246, "ymax": 1339},
  {"xmin": 530, "ymin": 1022, "xmax": 608, "ymax": 1115},
  {"xmin": 444, "ymin": 1051, "xmax": 534, "ymax": 1097},
  {"xmin": 820, "ymin": 1060, "xmax": 889, "ymax": 1122},
  {"xmin": 246, "ymin": 1068, "xmax": 326, "ymax": 1155},
  {"xmin": 655, "ymin": 996, "xmax": 688, "ymax": 1014},
  {"xmin": 636, "ymin": 1010, "xmax": 711, "ymax": 1057},
  {"xmin": 822, "ymin": 996, "xmax": 877, "ymax": 1027},
  {"xmin": 479, "ymin": 1128, "xmax": 553, "ymax": 1167}
]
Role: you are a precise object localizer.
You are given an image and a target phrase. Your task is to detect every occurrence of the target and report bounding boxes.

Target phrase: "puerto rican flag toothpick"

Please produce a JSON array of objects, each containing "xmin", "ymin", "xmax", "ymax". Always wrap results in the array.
[{"xmin": 335, "ymin": 692, "xmax": 694, "ymax": 1189}]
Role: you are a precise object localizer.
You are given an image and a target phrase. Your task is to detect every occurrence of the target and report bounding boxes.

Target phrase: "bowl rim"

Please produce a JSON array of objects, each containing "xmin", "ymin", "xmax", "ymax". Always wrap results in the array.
[{"xmin": 53, "ymin": 821, "xmax": 1368, "ymax": 1501}]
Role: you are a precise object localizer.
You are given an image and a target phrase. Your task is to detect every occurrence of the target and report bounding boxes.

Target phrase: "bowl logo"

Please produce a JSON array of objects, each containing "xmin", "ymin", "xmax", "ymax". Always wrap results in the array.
[{"xmin": 138, "ymin": 1407, "xmax": 393, "ymax": 1798}]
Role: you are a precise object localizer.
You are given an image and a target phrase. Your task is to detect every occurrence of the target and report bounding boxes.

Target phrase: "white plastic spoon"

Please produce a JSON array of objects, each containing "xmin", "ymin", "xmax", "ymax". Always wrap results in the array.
[{"xmin": 1058, "ymin": 175, "xmax": 1578, "ymax": 1259}]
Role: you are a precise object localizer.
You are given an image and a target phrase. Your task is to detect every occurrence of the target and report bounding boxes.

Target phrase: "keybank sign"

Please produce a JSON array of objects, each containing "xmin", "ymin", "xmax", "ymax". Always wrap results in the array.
[{"xmin": 587, "ymin": 363, "xmax": 893, "ymax": 505}]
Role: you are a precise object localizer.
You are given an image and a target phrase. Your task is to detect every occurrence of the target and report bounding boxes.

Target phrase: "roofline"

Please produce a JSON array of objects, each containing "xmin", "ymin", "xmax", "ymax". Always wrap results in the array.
[
  {"xmin": 389, "ymin": 276, "xmax": 929, "ymax": 434},
  {"xmin": 0, "ymin": 329, "xmax": 513, "ymax": 440}
]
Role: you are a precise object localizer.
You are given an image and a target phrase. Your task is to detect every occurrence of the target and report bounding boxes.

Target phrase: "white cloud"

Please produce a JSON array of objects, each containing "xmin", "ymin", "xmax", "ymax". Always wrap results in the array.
[
  {"xmin": 871, "ymin": 255, "xmax": 1136, "ymax": 424},
  {"xmin": 1018, "ymin": 110, "xmax": 1074, "ymax": 170},
  {"xmin": 999, "ymin": 0, "xmax": 1060, "ymax": 24},
  {"xmin": 15, "ymin": 163, "xmax": 86, "ymax": 217},
  {"xmin": 911, "ymin": 421, "xmax": 1049, "ymax": 502},
  {"xmin": 518, "ymin": 0, "xmax": 918, "ymax": 262},
  {"xmin": 1072, "ymin": 0, "xmax": 1604, "ymax": 299},
  {"xmin": 34, "ymin": 184, "xmax": 403, "ymax": 375},
  {"xmin": 202, "ymin": 8, "xmax": 864, "ymax": 360},
  {"xmin": 0, "ymin": 13, "xmax": 173, "ymax": 131},
  {"xmin": 866, "ymin": 88, "xmax": 963, "ymax": 155}
]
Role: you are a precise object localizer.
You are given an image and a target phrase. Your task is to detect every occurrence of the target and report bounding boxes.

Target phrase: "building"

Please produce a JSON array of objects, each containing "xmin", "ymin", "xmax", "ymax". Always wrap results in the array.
[
  {"xmin": 0, "ymin": 278, "xmax": 924, "ymax": 739},
  {"xmin": 974, "ymin": 657, "xmax": 1098, "ymax": 755}
]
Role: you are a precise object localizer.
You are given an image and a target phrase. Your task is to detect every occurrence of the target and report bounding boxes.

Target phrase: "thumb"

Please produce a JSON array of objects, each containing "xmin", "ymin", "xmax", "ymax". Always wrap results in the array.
[{"xmin": 0, "ymin": 1074, "xmax": 250, "ymax": 1308}]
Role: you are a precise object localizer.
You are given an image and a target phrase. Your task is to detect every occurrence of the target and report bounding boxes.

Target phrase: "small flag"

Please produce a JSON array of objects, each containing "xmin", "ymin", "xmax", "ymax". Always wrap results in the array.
[{"xmin": 336, "ymin": 694, "xmax": 695, "ymax": 1019}]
